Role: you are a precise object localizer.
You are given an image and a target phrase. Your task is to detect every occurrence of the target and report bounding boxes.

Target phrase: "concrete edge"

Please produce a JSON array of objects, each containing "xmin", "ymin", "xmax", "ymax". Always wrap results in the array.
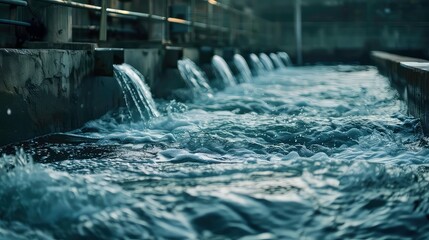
[{"xmin": 371, "ymin": 51, "xmax": 429, "ymax": 134}]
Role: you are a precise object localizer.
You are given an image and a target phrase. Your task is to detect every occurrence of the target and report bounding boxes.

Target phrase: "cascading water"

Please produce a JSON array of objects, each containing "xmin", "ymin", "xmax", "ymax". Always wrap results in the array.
[
  {"xmin": 233, "ymin": 54, "xmax": 252, "ymax": 83},
  {"xmin": 114, "ymin": 63, "xmax": 159, "ymax": 121},
  {"xmin": 259, "ymin": 53, "xmax": 275, "ymax": 71},
  {"xmin": 2, "ymin": 65, "xmax": 429, "ymax": 240},
  {"xmin": 249, "ymin": 53, "xmax": 265, "ymax": 76},
  {"xmin": 277, "ymin": 52, "xmax": 293, "ymax": 66},
  {"xmin": 177, "ymin": 58, "xmax": 213, "ymax": 98},
  {"xmin": 211, "ymin": 55, "xmax": 236, "ymax": 88},
  {"xmin": 270, "ymin": 53, "xmax": 285, "ymax": 69}
]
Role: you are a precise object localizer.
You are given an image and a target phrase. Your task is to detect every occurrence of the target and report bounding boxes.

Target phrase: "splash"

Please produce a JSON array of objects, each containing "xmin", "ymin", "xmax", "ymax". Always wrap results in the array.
[
  {"xmin": 2, "ymin": 65, "xmax": 428, "ymax": 239},
  {"xmin": 114, "ymin": 63, "xmax": 159, "ymax": 121},
  {"xmin": 270, "ymin": 53, "xmax": 285, "ymax": 69},
  {"xmin": 249, "ymin": 53, "xmax": 265, "ymax": 75},
  {"xmin": 259, "ymin": 53, "xmax": 275, "ymax": 71},
  {"xmin": 212, "ymin": 55, "xmax": 236, "ymax": 88},
  {"xmin": 233, "ymin": 54, "xmax": 252, "ymax": 83},
  {"xmin": 177, "ymin": 58, "xmax": 213, "ymax": 98},
  {"xmin": 277, "ymin": 52, "xmax": 293, "ymax": 66},
  {"xmin": 0, "ymin": 149, "xmax": 33, "ymax": 172}
]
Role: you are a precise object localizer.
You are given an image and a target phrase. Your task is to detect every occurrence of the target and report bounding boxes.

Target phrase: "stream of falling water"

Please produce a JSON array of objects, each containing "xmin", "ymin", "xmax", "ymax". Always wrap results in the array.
[{"xmin": 1, "ymin": 65, "xmax": 429, "ymax": 239}]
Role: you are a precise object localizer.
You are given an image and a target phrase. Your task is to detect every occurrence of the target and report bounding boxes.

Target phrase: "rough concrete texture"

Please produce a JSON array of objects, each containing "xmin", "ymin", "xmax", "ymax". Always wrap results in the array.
[
  {"xmin": 124, "ymin": 48, "xmax": 163, "ymax": 88},
  {"xmin": 0, "ymin": 48, "xmax": 124, "ymax": 146},
  {"xmin": 372, "ymin": 51, "xmax": 429, "ymax": 134}
]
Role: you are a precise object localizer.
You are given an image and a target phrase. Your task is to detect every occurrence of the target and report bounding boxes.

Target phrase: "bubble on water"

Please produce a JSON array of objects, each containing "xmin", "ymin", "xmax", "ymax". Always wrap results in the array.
[{"xmin": 6, "ymin": 108, "xmax": 11, "ymax": 115}]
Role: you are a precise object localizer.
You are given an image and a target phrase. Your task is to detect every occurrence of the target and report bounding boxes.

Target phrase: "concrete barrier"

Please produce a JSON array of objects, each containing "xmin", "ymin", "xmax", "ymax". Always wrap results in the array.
[
  {"xmin": 0, "ymin": 44, "xmax": 250, "ymax": 146},
  {"xmin": 372, "ymin": 51, "xmax": 429, "ymax": 133},
  {"xmin": 0, "ymin": 48, "xmax": 124, "ymax": 146},
  {"xmin": 124, "ymin": 48, "xmax": 163, "ymax": 88}
]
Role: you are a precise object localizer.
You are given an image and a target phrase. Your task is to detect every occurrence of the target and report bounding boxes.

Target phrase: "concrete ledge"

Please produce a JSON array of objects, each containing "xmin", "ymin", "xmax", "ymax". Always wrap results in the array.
[
  {"xmin": 94, "ymin": 48, "xmax": 125, "ymax": 76},
  {"xmin": 24, "ymin": 42, "xmax": 97, "ymax": 51},
  {"xmin": 0, "ymin": 48, "xmax": 124, "ymax": 146},
  {"xmin": 372, "ymin": 51, "xmax": 429, "ymax": 133},
  {"xmin": 371, "ymin": 51, "xmax": 427, "ymax": 98}
]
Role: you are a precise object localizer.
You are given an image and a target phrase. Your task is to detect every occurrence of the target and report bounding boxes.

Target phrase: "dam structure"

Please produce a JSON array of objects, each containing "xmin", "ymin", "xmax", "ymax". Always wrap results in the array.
[{"xmin": 1, "ymin": 0, "xmax": 429, "ymax": 239}]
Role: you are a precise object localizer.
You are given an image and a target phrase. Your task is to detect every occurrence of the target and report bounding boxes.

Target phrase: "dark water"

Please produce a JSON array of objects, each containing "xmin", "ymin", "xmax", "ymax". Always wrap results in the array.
[{"xmin": 1, "ymin": 66, "xmax": 429, "ymax": 239}]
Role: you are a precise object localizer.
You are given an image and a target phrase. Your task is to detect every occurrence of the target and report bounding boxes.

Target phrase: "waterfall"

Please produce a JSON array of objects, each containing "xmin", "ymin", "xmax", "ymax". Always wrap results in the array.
[
  {"xmin": 212, "ymin": 55, "xmax": 236, "ymax": 88},
  {"xmin": 249, "ymin": 53, "xmax": 265, "ymax": 76},
  {"xmin": 259, "ymin": 53, "xmax": 275, "ymax": 71},
  {"xmin": 277, "ymin": 52, "xmax": 293, "ymax": 66},
  {"xmin": 114, "ymin": 63, "xmax": 160, "ymax": 121},
  {"xmin": 177, "ymin": 58, "xmax": 213, "ymax": 97},
  {"xmin": 233, "ymin": 54, "xmax": 252, "ymax": 83},
  {"xmin": 270, "ymin": 53, "xmax": 285, "ymax": 69}
]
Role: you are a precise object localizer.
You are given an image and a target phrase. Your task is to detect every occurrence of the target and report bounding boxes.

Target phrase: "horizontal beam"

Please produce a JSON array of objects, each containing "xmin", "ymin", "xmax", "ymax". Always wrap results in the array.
[
  {"xmin": 0, "ymin": 0, "xmax": 27, "ymax": 6},
  {"xmin": 0, "ymin": 18, "xmax": 30, "ymax": 27}
]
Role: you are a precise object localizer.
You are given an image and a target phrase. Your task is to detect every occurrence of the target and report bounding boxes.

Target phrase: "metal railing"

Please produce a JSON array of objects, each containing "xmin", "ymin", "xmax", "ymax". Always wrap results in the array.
[
  {"xmin": 0, "ymin": 0, "xmax": 30, "ymax": 27},
  {"xmin": 0, "ymin": 0, "xmax": 27, "ymax": 6},
  {"xmin": 32, "ymin": 0, "xmax": 282, "ymax": 48}
]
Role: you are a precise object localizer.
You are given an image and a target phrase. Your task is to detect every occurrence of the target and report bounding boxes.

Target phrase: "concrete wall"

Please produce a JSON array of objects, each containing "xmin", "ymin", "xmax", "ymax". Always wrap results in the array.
[
  {"xmin": 0, "ymin": 44, "xmax": 264, "ymax": 146},
  {"xmin": 0, "ymin": 48, "xmax": 124, "ymax": 146},
  {"xmin": 279, "ymin": 23, "xmax": 429, "ymax": 64},
  {"xmin": 372, "ymin": 51, "xmax": 429, "ymax": 134},
  {"xmin": 124, "ymin": 48, "xmax": 163, "ymax": 88}
]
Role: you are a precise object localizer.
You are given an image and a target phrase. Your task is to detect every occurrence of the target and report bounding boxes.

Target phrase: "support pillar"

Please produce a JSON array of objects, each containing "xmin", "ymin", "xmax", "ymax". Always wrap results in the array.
[
  {"xmin": 99, "ymin": 0, "xmax": 108, "ymax": 41},
  {"xmin": 190, "ymin": 0, "xmax": 196, "ymax": 43},
  {"xmin": 45, "ymin": 3, "xmax": 72, "ymax": 42},
  {"xmin": 295, "ymin": 0, "xmax": 302, "ymax": 65},
  {"xmin": 164, "ymin": 0, "xmax": 170, "ymax": 44}
]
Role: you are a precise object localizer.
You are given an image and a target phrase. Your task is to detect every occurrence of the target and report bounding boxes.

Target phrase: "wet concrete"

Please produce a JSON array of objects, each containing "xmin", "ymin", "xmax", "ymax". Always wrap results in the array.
[
  {"xmin": 0, "ymin": 48, "xmax": 124, "ymax": 146},
  {"xmin": 372, "ymin": 51, "xmax": 429, "ymax": 133}
]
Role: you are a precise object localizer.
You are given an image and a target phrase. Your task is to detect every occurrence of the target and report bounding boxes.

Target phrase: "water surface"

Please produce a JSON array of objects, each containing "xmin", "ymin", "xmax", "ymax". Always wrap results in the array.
[{"xmin": 1, "ymin": 66, "xmax": 429, "ymax": 239}]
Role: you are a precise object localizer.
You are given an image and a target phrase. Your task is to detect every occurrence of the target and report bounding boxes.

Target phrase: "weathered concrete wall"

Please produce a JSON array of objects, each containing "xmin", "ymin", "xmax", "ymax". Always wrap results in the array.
[
  {"xmin": 372, "ymin": 51, "xmax": 429, "ymax": 133},
  {"xmin": 124, "ymin": 48, "xmax": 163, "ymax": 88},
  {"xmin": 0, "ymin": 44, "xmax": 249, "ymax": 145},
  {"xmin": 0, "ymin": 49, "xmax": 124, "ymax": 146}
]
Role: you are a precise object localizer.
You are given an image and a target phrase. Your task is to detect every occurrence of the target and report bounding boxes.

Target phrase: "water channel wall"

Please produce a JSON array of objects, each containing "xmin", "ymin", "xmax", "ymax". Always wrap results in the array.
[
  {"xmin": 372, "ymin": 51, "xmax": 429, "ymax": 134},
  {"xmin": 0, "ymin": 45, "xmax": 244, "ymax": 146},
  {"xmin": 0, "ymin": 47, "xmax": 123, "ymax": 146}
]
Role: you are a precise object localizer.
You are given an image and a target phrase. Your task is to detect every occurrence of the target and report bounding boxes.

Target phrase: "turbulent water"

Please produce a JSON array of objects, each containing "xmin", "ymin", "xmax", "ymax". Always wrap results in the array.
[
  {"xmin": 278, "ymin": 52, "xmax": 293, "ymax": 67},
  {"xmin": 212, "ymin": 55, "xmax": 237, "ymax": 88},
  {"xmin": 177, "ymin": 58, "xmax": 213, "ymax": 98},
  {"xmin": 114, "ymin": 64, "xmax": 160, "ymax": 121},
  {"xmin": 249, "ymin": 54, "xmax": 266, "ymax": 76},
  {"xmin": 2, "ymin": 65, "xmax": 429, "ymax": 239},
  {"xmin": 259, "ymin": 53, "xmax": 275, "ymax": 71},
  {"xmin": 269, "ymin": 53, "xmax": 285, "ymax": 69},
  {"xmin": 233, "ymin": 54, "xmax": 253, "ymax": 83}
]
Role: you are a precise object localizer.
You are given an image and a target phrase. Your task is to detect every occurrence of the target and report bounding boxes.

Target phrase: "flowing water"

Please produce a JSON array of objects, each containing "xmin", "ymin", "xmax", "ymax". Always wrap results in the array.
[
  {"xmin": 113, "ymin": 64, "xmax": 159, "ymax": 121},
  {"xmin": 233, "ymin": 54, "xmax": 253, "ymax": 83},
  {"xmin": 212, "ymin": 55, "xmax": 237, "ymax": 88},
  {"xmin": 269, "ymin": 53, "xmax": 285, "ymax": 69},
  {"xmin": 259, "ymin": 53, "xmax": 275, "ymax": 71},
  {"xmin": 1, "ymin": 65, "xmax": 429, "ymax": 239},
  {"xmin": 278, "ymin": 52, "xmax": 293, "ymax": 66},
  {"xmin": 249, "ymin": 53, "xmax": 266, "ymax": 76},
  {"xmin": 177, "ymin": 58, "xmax": 213, "ymax": 98}
]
